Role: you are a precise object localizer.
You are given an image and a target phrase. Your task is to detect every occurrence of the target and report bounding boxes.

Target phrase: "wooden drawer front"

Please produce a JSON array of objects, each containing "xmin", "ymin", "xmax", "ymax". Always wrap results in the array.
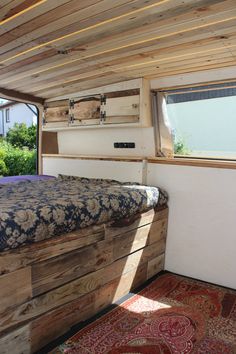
[
  {"xmin": 73, "ymin": 97, "xmax": 101, "ymax": 120},
  {"xmin": 44, "ymin": 100, "xmax": 69, "ymax": 124},
  {"xmin": 102, "ymin": 95, "xmax": 139, "ymax": 124}
]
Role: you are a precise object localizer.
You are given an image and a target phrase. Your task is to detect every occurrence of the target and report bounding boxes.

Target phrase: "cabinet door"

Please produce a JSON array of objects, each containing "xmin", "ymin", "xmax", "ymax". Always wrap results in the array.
[
  {"xmin": 44, "ymin": 100, "xmax": 69, "ymax": 128},
  {"xmin": 102, "ymin": 93, "xmax": 140, "ymax": 124},
  {"xmin": 71, "ymin": 96, "xmax": 101, "ymax": 126}
]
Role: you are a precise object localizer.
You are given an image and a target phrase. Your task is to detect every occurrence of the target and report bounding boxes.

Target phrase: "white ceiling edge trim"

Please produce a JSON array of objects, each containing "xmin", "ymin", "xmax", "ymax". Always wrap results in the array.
[{"xmin": 150, "ymin": 65, "xmax": 236, "ymax": 89}]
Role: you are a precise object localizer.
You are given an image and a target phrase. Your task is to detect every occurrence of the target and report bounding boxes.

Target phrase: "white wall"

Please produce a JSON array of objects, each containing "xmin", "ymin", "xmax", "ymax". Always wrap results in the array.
[
  {"xmin": 147, "ymin": 163, "xmax": 236, "ymax": 289},
  {"xmin": 43, "ymin": 157, "xmax": 143, "ymax": 183},
  {"xmin": 58, "ymin": 127, "xmax": 155, "ymax": 157}
]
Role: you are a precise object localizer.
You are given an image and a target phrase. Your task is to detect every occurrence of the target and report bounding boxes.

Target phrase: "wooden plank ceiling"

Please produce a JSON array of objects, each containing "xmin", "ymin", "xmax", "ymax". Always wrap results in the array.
[{"xmin": 0, "ymin": 0, "xmax": 236, "ymax": 101}]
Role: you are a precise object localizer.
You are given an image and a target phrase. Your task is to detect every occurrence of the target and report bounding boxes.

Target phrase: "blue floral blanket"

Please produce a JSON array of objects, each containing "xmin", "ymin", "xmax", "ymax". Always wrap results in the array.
[{"xmin": 0, "ymin": 175, "xmax": 168, "ymax": 251}]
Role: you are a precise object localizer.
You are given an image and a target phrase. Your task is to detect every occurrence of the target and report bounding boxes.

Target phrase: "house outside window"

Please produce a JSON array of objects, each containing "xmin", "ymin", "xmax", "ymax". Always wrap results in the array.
[{"xmin": 5, "ymin": 108, "xmax": 10, "ymax": 123}]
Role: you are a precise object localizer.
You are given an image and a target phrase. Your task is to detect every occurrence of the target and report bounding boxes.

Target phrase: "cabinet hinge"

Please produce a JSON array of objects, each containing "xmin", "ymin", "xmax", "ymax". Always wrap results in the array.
[
  {"xmin": 70, "ymin": 99, "xmax": 75, "ymax": 109},
  {"xmin": 100, "ymin": 111, "xmax": 106, "ymax": 123},
  {"xmin": 69, "ymin": 114, "xmax": 74, "ymax": 124},
  {"xmin": 101, "ymin": 95, "xmax": 106, "ymax": 105}
]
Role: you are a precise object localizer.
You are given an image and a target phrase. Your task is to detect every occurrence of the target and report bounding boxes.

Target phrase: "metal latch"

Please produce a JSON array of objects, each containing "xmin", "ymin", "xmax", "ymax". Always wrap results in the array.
[{"xmin": 101, "ymin": 95, "xmax": 106, "ymax": 105}]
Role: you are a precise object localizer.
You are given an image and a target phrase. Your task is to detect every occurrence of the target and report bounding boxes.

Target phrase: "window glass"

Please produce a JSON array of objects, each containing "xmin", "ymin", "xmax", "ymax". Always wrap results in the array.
[
  {"xmin": 166, "ymin": 84, "xmax": 236, "ymax": 159},
  {"xmin": 5, "ymin": 108, "xmax": 10, "ymax": 123}
]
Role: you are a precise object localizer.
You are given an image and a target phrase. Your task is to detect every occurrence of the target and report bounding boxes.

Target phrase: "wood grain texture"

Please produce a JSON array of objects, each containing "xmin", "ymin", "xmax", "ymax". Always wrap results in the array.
[
  {"xmin": 41, "ymin": 131, "xmax": 58, "ymax": 154},
  {"xmin": 0, "ymin": 267, "xmax": 32, "ymax": 313},
  {"xmin": 0, "ymin": 207, "xmax": 168, "ymax": 352},
  {"xmin": 0, "ymin": 324, "xmax": 31, "ymax": 354},
  {"xmin": 0, "ymin": 225, "xmax": 104, "ymax": 275},
  {"xmin": 0, "ymin": 0, "xmax": 236, "ymax": 99}
]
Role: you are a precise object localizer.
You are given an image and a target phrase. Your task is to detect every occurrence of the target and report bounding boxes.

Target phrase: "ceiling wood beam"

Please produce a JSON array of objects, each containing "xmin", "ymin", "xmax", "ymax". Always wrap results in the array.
[{"xmin": 0, "ymin": 87, "xmax": 44, "ymax": 105}]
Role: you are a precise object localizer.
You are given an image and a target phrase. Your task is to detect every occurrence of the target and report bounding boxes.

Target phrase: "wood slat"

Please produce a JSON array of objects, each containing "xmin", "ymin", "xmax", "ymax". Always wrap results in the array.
[
  {"xmin": 0, "ymin": 225, "xmax": 104, "ymax": 275},
  {"xmin": 1, "ymin": 0, "xmax": 236, "ymax": 99},
  {"xmin": 0, "ymin": 240, "xmax": 165, "ymax": 334},
  {"xmin": 0, "ymin": 267, "xmax": 32, "ymax": 313},
  {"xmin": 0, "ymin": 0, "xmax": 72, "ymax": 33},
  {"xmin": 0, "ymin": 207, "xmax": 168, "ymax": 353},
  {"xmin": 0, "ymin": 0, "xmax": 230, "ymax": 72}
]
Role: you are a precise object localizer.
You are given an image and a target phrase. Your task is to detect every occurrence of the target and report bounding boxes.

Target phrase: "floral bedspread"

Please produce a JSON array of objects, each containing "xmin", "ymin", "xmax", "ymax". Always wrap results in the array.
[{"xmin": 0, "ymin": 175, "xmax": 168, "ymax": 251}]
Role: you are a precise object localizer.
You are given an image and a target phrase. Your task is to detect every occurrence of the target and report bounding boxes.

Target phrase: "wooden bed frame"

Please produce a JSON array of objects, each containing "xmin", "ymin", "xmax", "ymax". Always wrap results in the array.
[{"xmin": 0, "ymin": 207, "xmax": 168, "ymax": 354}]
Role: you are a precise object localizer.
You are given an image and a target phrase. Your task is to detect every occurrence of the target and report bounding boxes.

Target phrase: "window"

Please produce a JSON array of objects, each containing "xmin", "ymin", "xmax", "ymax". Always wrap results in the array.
[
  {"xmin": 156, "ymin": 82, "xmax": 236, "ymax": 160},
  {"xmin": 0, "ymin": 98, "xmax": 39, "ymax": 176},
  {"xmin": 5, "ymin": 108, "xmax": 10, "ymax": 123}
]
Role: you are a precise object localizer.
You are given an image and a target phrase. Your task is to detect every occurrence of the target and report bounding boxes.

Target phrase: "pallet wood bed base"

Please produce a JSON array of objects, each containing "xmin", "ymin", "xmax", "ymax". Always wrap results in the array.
[{"xmin": 0, "ymin": 207, "xmax": 168, "ymax": 354}]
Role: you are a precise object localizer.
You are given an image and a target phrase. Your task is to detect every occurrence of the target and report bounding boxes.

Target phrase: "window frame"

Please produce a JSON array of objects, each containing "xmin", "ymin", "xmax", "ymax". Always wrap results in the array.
[
  {"xmin": 155, "ymin": 80, "xmax": 236, "ymax": 166},
  {"xmin": 1, "ymin": 98, "xmax": 40, "ymax": 174},
  {"xmin": 5, "ymin": 108, "xmax": 10, "ymax": 123}
]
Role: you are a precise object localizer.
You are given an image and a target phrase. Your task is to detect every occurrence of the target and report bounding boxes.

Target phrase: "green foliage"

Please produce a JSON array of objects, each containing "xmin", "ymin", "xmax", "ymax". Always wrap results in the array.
[
  {"xmin": 6, "ymin": 123, "xmax": 37, "ymax": 149},
  {"xmin": 0, "ymin": 139, "xmax": 36, "ymax": 177},
  {"xmin": 0, "ymin": 159, "xmax": 8, "ymax": 176},
  {"xmin": 174, "ymin": 137, "xmax": 191, "ymax": 155}
]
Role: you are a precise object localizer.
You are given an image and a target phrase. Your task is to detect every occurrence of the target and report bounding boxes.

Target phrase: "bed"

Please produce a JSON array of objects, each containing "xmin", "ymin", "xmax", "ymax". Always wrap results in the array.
[{"xmin": 0, "ymin": 176, "xmax": 168, "ymax": 353}]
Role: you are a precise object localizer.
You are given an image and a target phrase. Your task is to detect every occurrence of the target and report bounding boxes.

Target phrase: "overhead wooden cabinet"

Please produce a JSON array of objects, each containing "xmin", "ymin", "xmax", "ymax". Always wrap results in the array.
[
  {"xmin": 100, "ymin": 91, "xmax": 140, "ymax": 125},
  {"xmin": 43, "ymin": 100, "xmax": 69, "ymax": 129},
  {"xmin": 42, "ymin": 79, "xmax": 151, "ymax": 131},
  {"xmin": 70, "ymin": 95, "xmax": 101, "ymax": 126}
]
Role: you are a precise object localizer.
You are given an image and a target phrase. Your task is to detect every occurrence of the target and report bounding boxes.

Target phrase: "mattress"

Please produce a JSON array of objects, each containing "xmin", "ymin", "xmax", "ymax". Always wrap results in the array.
[
  {"xmin": 0, "ymin": 175, "xmax": 55, "ymax": 184},
  {"xmin": 0, "ymin": 175, "xmax": 168, "ymax": 251}
]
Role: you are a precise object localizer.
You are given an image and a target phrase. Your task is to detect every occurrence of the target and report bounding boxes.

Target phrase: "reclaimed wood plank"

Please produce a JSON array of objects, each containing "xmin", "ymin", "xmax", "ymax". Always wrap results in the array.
[
  {"xmin": 107, "ymin": 207, "xmax": 168, "ymax": 237},
  {"xmin": 0, "ymin": 239, "xmax": 165, "ymax": 334},
  {"xmin": 0, "ymin": 226, "xmax": 104, "ymax": 275},
  {"xmin": 147, "ymin": 253, "xmax": 165, "ymax": 279},
  {"xmin": 73, "ymin": 96, "xmax": 101, "ymax": 120},
  {"xmin": 113, "ymin": 218, "xmax": 167, "ymax": 260},
  {"xmin": 0, "ymin": 267, "xmax": 32, "ymax": 313},
  {"xmin": 32, "ymin": 239, "xmax": 113, "ymax": 296},
  {"xmin": 32, "ymin": 213, "xmax": 167, "ymax": 296},
  {"xmin": 30, "ymin": 261, "xmax": 150, "ymax": 353},
  {"xmin": 0, "ymin": 324, "xmax": 31, "ymax": 354}
]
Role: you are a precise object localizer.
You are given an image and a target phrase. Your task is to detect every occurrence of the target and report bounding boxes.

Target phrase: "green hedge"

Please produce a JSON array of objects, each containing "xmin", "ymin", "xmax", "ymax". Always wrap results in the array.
[
  {"xmin": 0, "ymin": 140, "xmax": 36, "ymax": 176},
  {"xmin": 6, "ymin": 123, "xmax": 37, "ymax": 149}
]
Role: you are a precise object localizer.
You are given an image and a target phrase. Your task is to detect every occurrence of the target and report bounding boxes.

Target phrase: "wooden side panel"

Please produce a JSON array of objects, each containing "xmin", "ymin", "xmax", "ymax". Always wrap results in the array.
[
  {"xmin": 0, "ymin": 267, "xmax": 32, "ymax": 313},
  {"xmin": 0, "ymin": 325, "xmax": 31, "ymax": 354},
  {"xmin": 147, "ymin": 253, "xmax": 165, "ymax": 279},
  {"xmin": 0, "ymin": 240, "xmax": 165, "ymax": 334},
  {"xmin": 107, "ymin": 207, "xmax": 168, "ymax": 237},
  {"xmin": 32, "ymin": 239, "xmax": 113, "ymax": 296},
  {"xmin": 31, "ymin": 261, "xmax": 148, "ymax": 353},
  {"xmin": 0, "ymin": 208, "xmax": 167, "ymax": 276},
  {"xmin": 41, "ymin": 131, "xmax": 58, "ymax": 154},
  {"xmin": 0, "ymin": 226, "xmax": 104, "ymax": 275},
  {"xmin": 148, "ymin": 218, "xmax": 168, "ymax": 245},
  {"xmin": 0, "ymin": 207, "xmax": 168, "ymax": 353},
  {"xmin": 113, "ymin": 223, "xmax": 150, "ymax": 260}
]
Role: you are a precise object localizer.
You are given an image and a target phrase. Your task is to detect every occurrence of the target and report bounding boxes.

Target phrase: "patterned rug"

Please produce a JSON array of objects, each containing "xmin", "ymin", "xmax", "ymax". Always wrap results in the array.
[{"xmin": 51, "ymin": 273, "xmax": 236, "ymax": 353}]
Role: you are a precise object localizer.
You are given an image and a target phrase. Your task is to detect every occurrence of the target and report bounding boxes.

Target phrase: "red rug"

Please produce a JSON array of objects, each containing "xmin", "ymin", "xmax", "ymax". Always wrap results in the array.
[{"xmin": 51, "ymin": 273, "xmax": 236, "ymax": 353}]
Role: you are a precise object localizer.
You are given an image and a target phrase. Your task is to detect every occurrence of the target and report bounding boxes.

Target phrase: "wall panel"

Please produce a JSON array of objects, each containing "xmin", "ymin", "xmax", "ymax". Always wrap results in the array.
[
  {"xmin": 43, "ymin": 157, "xmax": 143, "ymax": 183},
  {"xmin": 147, "ymin": 163, "xmax": 236, "ymax": 289}
]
